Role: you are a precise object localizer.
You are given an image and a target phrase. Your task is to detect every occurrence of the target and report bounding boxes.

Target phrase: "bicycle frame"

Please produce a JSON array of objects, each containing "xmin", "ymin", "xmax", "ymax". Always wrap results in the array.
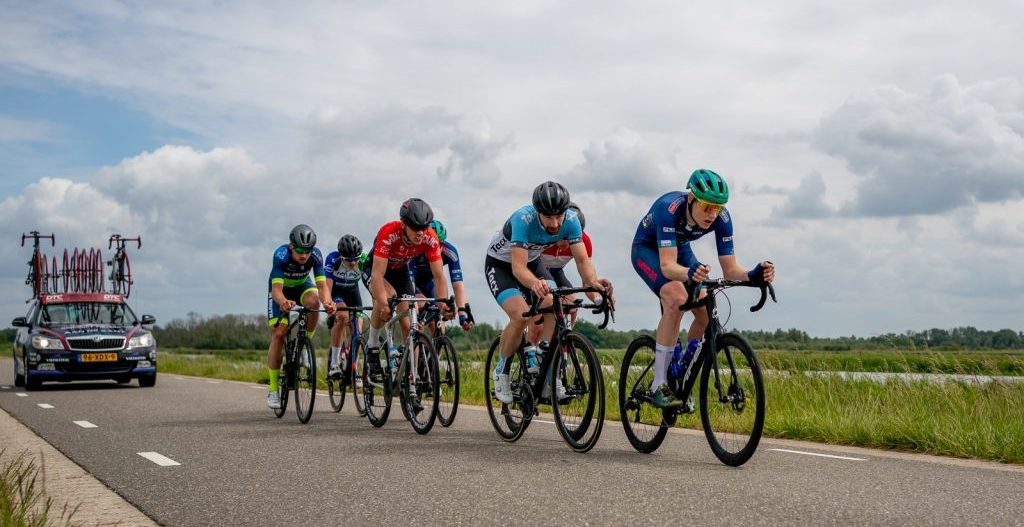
[{"xmin": 378, "ymin": 295, "xmax": 450, "ymax": 391}]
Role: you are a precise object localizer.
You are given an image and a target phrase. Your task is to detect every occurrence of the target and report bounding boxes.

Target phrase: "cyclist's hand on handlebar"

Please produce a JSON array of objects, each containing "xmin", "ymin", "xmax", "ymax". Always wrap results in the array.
[
  {"xmin": 323, "ymin": 299, "xmax": 336, "ymax": 316},
  {"xmin": 460, "ymin": 317, "xmax": 475, "ymax": 331},
  {"xmin": 761, "ymin": 261, "xmax": 775, "ymax": 284},
  {"xmin": 440, "ymin": 301, "xmax": 454, "ymax": 320},
  {"xmin": 279, "ymin": 299, "xmax": 297, "ymax": 312},
  {"xmin": 530, "ymin": 278, "xmax": 551, "ymax": 298},
  {"xmin": 687, "ymin": 263, "xmax": 710, "ymax": 283}
]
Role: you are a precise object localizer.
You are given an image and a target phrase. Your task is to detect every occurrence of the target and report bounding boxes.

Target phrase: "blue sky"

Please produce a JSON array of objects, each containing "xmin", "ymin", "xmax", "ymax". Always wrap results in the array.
[{"xmin": 1, "ymin": 1, "xmax": 1022, "ymax": 336}]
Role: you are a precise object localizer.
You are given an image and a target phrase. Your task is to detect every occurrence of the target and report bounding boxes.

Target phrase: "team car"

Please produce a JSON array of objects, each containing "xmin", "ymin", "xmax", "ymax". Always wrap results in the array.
[{"xmin": 11, "ymin": 292, "xmax": 158, "ymax": 390}]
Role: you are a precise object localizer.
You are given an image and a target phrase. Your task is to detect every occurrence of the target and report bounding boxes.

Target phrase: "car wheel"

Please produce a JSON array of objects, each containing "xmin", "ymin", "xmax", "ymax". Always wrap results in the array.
[
  {"xmin": 138, "ymin": 373, "xmax": 157, "ymax": 387},
  {"xmin": 14, "ymin": 361, "xmax": 25, "ymax": 387},
  {"xmin": 25, "ymin": 372, "xmax": 40, "ymax": 391}
]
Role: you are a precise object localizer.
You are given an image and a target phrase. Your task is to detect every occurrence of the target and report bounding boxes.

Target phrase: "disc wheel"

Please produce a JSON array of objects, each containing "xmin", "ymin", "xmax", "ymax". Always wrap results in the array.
[
  {"xmin": 483, "ymin": 335, "xmax": 532, "ymax": 442},
  {"xmin": 363, "ymin": 344, "xmax": 392, "ymax": 427},
  {"xmin": 619, "ymin": 335, "xmax": 675, "ymax": 453},
  {"xmin": 551, "ymin": 332, "xmax": 605, "ymax": 453},
  {"xmin": 700, "ymin": 333, "xmax": 765, "ymax": 467},
  {"xmin": 435, "ymin": 335, "xmax": 460, "ymax": 427},
  {"xmin": 293, "ymin": 336, "xmax": 317, "ymax": 424}
]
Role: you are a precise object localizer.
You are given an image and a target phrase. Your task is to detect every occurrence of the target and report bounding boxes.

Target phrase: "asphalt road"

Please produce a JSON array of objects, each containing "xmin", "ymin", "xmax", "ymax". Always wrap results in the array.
[{"xmin": 2, "ymin": 357, "xmax": 1022, "ymax": 526}]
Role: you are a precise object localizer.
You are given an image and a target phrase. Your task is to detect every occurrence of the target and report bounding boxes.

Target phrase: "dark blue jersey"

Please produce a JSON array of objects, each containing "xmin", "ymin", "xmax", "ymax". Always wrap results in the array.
[
  {"xmin": 409, "ymin": 240, "xmax": 463, "ymax": 284},
  {"xmin": 269, "ymin": 244, "xmax": 326, "ymax": 288},
  {"xmin": 632, "ymin": 191, "xmax": 735, "ymax": 257}
]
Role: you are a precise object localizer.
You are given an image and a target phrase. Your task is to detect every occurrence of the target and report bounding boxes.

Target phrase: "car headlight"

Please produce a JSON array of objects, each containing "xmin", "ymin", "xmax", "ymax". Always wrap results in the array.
[
  {"xmin": 31, "ymin": 335, "xmax": 64, "ymax": 351},
  {"xmin": 128, "ymin": 334, "xmax": 154, "ymax": 349}
]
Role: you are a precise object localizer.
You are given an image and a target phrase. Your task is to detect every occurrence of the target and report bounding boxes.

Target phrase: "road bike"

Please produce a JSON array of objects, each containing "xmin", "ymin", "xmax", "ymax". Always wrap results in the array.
[
  {"xmin": 361, "ymin": 295, "xmax": 445, "ymax": 434},
  {"xmin": 418, "ymin": 299, "xmax": 471, "ymax": 427},
  {"xmin": 107, "ymin": 234, "xmax": 141, "ymax": 297},
  {"xmin": 21, "ymin": 231, "xmax": 55, "ymax": 299},
  {"xmin": 484, "ymin": 286, "xmax": 612, "ymax": 453},
  {"xmin": 326, "ymin": 305, "xmax": 373, "ymax": 416},
  {"xmin": 272, "ymin": 306, "xmax": 326, "ymax": 424},
  {"xmin": 619, "ymin": 279, "xmax": 776, "ymax": 466}
]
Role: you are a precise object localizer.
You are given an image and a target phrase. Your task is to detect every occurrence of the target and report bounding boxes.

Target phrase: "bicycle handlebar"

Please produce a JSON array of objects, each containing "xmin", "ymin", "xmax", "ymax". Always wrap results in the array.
[
  {"xmin": 272, "ymin": 306, "xmax": 330, "ymax": 327},
  {"xmin": 21, "ymin": 232, "xmax": 55, "ymax": 247},
  {"xmin": 387, "ymin": 295, "xmax": 455, "ymax": 311},
  {"xmin": 521, "ymin": 286, "xmax": 615, "ymax": 330},
  {"xmin": 679, "ymin": 279, "xmax": 777, "ymax": 313},
  {"xmin": 108, "ymin": 234, "xmax": 142, "ymax": 250},
  {"xmin": 334, "ymin": 305, "xmax": 374, "ymax": 313}
]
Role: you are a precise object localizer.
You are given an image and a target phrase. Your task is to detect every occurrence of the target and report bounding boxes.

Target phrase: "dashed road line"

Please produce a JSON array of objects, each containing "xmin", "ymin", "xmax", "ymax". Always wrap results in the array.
[
  {"xmin": 137, "ymin": 452, "xmax": 181, "ymax": 466},
  {"xmin": 74, "ymin": 420, "xmax": 98, "ymax": 429},
  {"xmin": 206, "ymin": 380, "xmax": 221, "ymax": 384},
  {"xmin": 16, "ymin": 393, "xmax": 28, "ymax": 397},
  {"xmin": 37, "ymin": 403, "xmax": 55, "ymax": 409},
  {"xmin": 769, "ymin": 448, "xmax": 866, "ymax": 461},
  {"xmin": 1, "ymin": 385, "xmax": 10, "ymax": 389}
]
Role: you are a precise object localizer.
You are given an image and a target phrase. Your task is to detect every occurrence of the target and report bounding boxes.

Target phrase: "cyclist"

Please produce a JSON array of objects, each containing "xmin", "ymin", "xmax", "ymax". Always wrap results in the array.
[
  {"xmin": 324, "ymin": 234, "xmax": 368, "ymax": 378},
  {"xmin": 527, "ymin": 202, "xmax": 597, "ymax": 352},
  {"xmin": 408, "ymin": 219, "xmax": 475, "ymax": 335},
  {"xmin": 362, "ymin": 198, "xmax": 452, "ymax": 383},
  {"xmin": 631, "ymin": 168, "xmax": 775, "ymax": 409},
  {"xmin": 485, "ymin": 181, "xmax": 613, "ymax": 404},
  {"xmin": 266, "ymin": 224, "xmax": 336, "ymax": 409}
]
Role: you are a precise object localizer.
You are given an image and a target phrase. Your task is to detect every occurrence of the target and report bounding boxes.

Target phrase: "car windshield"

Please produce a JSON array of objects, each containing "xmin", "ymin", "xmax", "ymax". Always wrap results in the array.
[{"xmin": 38, "ymin": 302, "xmax": 137, "ymax": 326}]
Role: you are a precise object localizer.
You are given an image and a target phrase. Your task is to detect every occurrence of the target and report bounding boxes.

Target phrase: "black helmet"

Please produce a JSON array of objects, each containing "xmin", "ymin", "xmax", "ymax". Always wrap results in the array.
[
  {"xmin": 337, "ymin": 234, "xmax": 362, "ymax": 258},
  {"xmin": 567, "ymin": 202, "xmax": 586, "ymax": 230},
  {"xmin": 532, "ymin": 181, "xmax": 571, "ymax": 216},
  {"xmin": 399, "ymin": 198, "xmax": 434, "ymax": 230},
  {"xmin": 289, "ymin": 224, "xmax": 317, "ymax": 249}
]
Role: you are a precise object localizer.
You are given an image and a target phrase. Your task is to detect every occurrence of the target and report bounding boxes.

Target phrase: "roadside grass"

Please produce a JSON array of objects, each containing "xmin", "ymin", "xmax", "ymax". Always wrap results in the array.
[
  {"xmin": 0, "ymin": 450, "xmax": 80, "ymax": 527},
  {"xmin": 160, "ymin": 347, "xmax": 1024, "ymax": 463}
]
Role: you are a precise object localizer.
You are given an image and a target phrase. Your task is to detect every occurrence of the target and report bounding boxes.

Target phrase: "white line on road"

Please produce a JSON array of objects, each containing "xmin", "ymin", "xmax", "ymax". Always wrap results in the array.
[
  {"xmin": 74, "ymin": 421, "xmax": 98, "ymax": 429},
  {"xmin": 250, "ymin": 386, "xmax": 264, "ymax": 390},
  {"xmin": 1, "ymin": 385, "xmax": 10, "ymax": 389},
  {"xmin": 206, "ymin": 380, "xmax": 221, "ymax": 384},
  {"xmin": 137, "ymin": 452, "xmax": 181, "ymax": 466},
  {"xmin": 769, "ymin": 448, "xmax": 866, "ymax": 461},
  {"xmin": 16, "ymin": 393, "xmax": 28, "ymax": 397},
  {"xmin": 37, "ymin": 403, "xmax": 54, "ymax": 409}
]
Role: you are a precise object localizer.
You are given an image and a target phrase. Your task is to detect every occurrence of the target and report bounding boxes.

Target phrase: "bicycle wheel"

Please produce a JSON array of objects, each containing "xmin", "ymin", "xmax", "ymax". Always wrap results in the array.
[
  {"xmin": 619, "ymin": 335, "xmax": 675, "ymax": 453},
  {"xmin": 551, "ymin": 332, "xmax": 605, "ymax": 453},
  {"xmin": 39, "ymin": 255, "xmax": 50, "ymax": 295},
  {"xmin": 483, "ymin": 335, "xmax": 532, "ymax": 442},
  {"xmin": 699, "ymin": 332, "xmax": 765, "ymax": 467},
  {"xmin": 293, "ymin": 335, "xmax": 317, "ymax": 424},
  {"xmin": 435, "ymin": 335, "xmax": 460, "ymax": 427},
  {"xmin": 121, "ymin": 253, "xmax": 132, "ymax": 297},
  {"xmin": 274, "ymin": 358, "xmax": 290, "ymax": 419},
  {"xmin": 327, "ymin": 344, "xmax": 345, "ymax": 413},
  {"xmin": 30, "ymin": 253, "xmax": 42, "ymax": 298},
  {"xmin": 363, "ymin": 343, "xmax": 392, "ymax": 427},
  {"xmin": 50, "ymin": 256, "xmax": 58, "ymax": 293},
  {"xmin": 92, "ymin": 249, "xmax": 104, "ymax": 292},
  {"xmin": 62, "ymin": 249, "xmax": 69, "ymax": 293},
  {"xmin": 351, "ymin": 335, "xmax": 367, "ymax": 417},
  {"xmin": 400, "ymin": 333, "xmax": 439, "ymax": 434}
]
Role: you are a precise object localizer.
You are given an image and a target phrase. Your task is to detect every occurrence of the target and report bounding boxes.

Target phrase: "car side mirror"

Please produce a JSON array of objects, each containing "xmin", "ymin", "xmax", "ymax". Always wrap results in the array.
[
  {"xmin": 11, "ymin": 317, "xmax": 29, "ymax": 328},
  {"xmin": 140, "ymin": 314, "xmax": 156, "ymax": 326}
]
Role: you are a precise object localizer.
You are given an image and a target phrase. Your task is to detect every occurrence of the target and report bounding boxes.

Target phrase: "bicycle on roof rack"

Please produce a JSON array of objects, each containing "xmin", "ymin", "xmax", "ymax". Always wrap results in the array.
[
  {"xmin": 108, "ymin": 234, "xmax": 141, "ymax": 297},
  {"xmin": 21, "ymin": 231, "xmax": 55, "ymax": 299},
  {"xmin": 618, "ymin": 279, "xmax": 777, "ymax": 466}
]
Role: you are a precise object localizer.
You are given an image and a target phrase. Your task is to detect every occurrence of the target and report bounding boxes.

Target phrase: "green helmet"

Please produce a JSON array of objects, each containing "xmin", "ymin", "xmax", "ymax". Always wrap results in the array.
[
  {"xmin": 687, "ymin": 169, "xmax": 729, "ymax": 205},
  {"xmin": 429, "ymin": 219, "xmax": 447, "ymax": 244}
]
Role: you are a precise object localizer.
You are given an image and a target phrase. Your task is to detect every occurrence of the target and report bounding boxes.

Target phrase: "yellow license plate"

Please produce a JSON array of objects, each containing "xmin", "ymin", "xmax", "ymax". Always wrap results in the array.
[{"xmin": 81, "ymin": 353, "xmax": 118, "ymax": 362}]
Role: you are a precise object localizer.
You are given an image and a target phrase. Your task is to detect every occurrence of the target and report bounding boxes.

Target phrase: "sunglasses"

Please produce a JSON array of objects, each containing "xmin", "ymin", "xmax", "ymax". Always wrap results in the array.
[
  {"xmin": 292, "ymin": 246, "xmax": 312, "ymax": 254},
  {"xmin": 342, "ymin": 256, "xmax": 360, "ymax": 262},
  {"xmin": 695, "ymin": 197, "xmax": 725, "ymax": 215}
]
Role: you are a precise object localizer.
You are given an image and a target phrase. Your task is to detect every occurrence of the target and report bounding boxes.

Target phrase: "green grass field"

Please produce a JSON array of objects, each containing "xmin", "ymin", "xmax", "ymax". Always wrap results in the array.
[{"xmin": 159, "ymin": 346, "xmax": 1024, "ymax": 464}]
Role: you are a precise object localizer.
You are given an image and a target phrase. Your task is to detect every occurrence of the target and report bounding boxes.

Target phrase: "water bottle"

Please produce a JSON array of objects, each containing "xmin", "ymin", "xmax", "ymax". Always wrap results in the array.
[
  {"xmin": 525, "ymin": 346, "xmax": 540, "ymax": 374},
  {"xmin": 668, "ymin": 339, "xmax": 684, "ymax": 379},
  {"xmin": 388, "ymin": 345, "xmax": 400, "ymax": 375},
  {"xmin": 680, "ymin": 338, "xmax": 700, "ymax": 379}
]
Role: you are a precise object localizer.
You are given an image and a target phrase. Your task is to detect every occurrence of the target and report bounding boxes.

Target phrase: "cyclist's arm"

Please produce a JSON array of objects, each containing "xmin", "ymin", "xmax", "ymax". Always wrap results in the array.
[
  {"xmin": 270, "ymin": 282, "xmax": 290, "ymax": 309},
  {"xmin": 718, "ymin": 254, "xmax": 748, "ymax": 281},
  {"xmin": 369, "ymin": 255, "xmax": 389, "ymax": 302},
  {"xmin": 510, "ymin": 246, "xmax": 540, "ymax": 286},
  {"xmin": 658, "ymin": 246, "xmax": 691, "ymax": 282},
  {"xmin": 452, "ymin": 279, "xmax": 468, "ymax": 309},
  {"xmin": 429, "ymin": 258, "xmax": 450, "ymax": 303},
  {"xmin": 570, "ymin": 241, "xmax": 605, "ymax": 292}
]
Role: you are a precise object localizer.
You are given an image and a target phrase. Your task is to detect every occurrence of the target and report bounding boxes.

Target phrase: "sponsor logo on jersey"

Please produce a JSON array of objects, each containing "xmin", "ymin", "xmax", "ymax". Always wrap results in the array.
[
  {"xmin": 490, "ymin": 237, "xmax": 508, "ymax": 253},
  {"xmin": 720, "ymin": 210, "xmax": 730, "ymax": 223},
  {"xmin": 486, "ymin": 266, "xmax": 499, "ymax": 294},
  {"xmin": 721, "ymin": 236, "xmax": 733, "ymax": 243},
  {"xmin": 667, "ymin": 197, "xmax": 685, "ymax": 214},
  {"xmin": 659, "ymin": 240, "xmax": 673, "ymax": 247},
  {"xmin": 662, "ymin": 226, "xmax": 674, "ymax": 233},
  {"xmin": 641, "ymin": 213, "xmax": 653, "ymax": 228}
]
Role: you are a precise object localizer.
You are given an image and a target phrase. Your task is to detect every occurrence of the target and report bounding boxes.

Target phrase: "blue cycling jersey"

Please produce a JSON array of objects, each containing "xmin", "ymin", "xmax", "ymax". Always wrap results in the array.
[
  {"xmin": 409, "ymin": 240, "xmax": 463, "ymax": 283},
  {"xmin": 269, "ymin": 244, "xmax": 327, "ymax": 288},
  {"xmin": 324, "ymin": 251, "xmax": 367, "ymax": 289},
  {"xmin": 486, "ymin": 205, "xmax": 583, "ymax": 263},
  {"xmin": 632, "ymin": 191, "xmax": 735, "ymax": 256}
]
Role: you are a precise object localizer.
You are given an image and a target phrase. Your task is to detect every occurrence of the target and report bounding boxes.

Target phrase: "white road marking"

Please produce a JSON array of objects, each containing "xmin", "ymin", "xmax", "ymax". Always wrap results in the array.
[
  {"xmin": 137, "ymin": 452, "xmax": 181, "ymax": 466},
  {"xmin": 535, "ymin": 419, "xmax": 556, "ymax": 425},
  {"xmin": 1, "ymin": 385, "xmax": 10, "ymax": 389},
  {"xmin": 250, "ymin": 386, "xmax": 264, "ymax": 390},
  {"xmin": 206, "ymin": 380, "xmax": 220, "ymax": 384},
  {"xmin": 769, "ymin": 448, "xmax": 866, "ymax": 461},
  {"xmin": 37, "ymin": 403, "xmax": 55, "ymax": 409},
  {"xmin": 16, "ymin": 393, "xmax": 28, "ymax": 397},
  {"xmin": 74, "ymin": 420, "xmax": 98, "ymax": 429}
]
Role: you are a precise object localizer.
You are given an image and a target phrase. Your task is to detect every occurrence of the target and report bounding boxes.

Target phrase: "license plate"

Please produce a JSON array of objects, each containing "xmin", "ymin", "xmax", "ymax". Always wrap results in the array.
[{"xmin": 81, "ymin": 353, "xmax": 118, "ymax": 362}]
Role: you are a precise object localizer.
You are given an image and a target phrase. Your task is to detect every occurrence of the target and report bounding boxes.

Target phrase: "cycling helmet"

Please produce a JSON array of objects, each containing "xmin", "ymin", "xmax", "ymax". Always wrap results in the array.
[
  {"xmin": 289, "ymin": 224, "xmax": 317, "ymax": 249},
  {"xmin": 429, "ymin": 219, "xmax": 447, "ymax": 244},
  {"xmin": 399, "ymin": 198, "xmax": 434, "ymax": 230},
  {"xmin": 532, "ymin": 181, "xmax": 571, "ymax": 216},
  {"xmin": 337, "ymin": 234, "xmax": 362, "ymax": 258},
  {"xmin": 567, "ymin": 202, "xmax": 586, "ymax": 231},
  {"xmin": 686, "ymin": 169, "xmax": 729, "ymax": 205}
]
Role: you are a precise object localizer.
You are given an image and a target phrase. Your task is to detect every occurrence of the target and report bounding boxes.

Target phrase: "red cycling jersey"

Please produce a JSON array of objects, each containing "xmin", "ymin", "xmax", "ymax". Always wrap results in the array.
[
  {"xmin": 538, "ymin": 231, "xmax": 593, "ymax": 270},
  {"xmin": 372, "ymin": 221, "xmax": 442, "ymax": 269}
]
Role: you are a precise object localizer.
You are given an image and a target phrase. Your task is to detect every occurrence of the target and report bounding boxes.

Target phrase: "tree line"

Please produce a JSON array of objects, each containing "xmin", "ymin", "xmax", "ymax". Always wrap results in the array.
[{"xmin": 3, "ymin": 316, "xmax": 1021, "ymax": 350}]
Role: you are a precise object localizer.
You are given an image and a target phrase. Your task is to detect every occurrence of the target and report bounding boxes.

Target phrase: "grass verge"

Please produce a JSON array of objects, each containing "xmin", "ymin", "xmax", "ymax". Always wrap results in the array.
[{"xmin": 0, "ymin": 449, "xmax": 79, "ymax": 527}]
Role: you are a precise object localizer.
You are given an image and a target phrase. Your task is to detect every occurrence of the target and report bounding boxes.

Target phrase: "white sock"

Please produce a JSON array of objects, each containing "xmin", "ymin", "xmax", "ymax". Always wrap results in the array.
[
  {"xmin": 651, "ymin": 343, "xmax": 672, "ymax": 390},
  {"xmin": 330, "ymin": 346, "xmax": 341, "ymax": 365},
  {"xmin": 367, "ymin": 327, "xmax": 381, "ymax": 349}
]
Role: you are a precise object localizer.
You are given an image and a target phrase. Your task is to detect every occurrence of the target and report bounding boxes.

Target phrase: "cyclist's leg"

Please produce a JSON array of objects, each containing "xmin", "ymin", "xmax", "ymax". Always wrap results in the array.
[
  {"xmin": 677, "ymin": 246, "xmax": 710, "ymax": 340},
  {"xmin": 632, "ymin": 243, "xmax": 685, "ymax": 408},
  {"xmin": 267, "ymin": 284, "xmax": 301, "ymax": 406},
  {"xmin": 414, "ymin": 274, "xmax": 438, "ymax": 339},
  {"xmin": 387, "ymin": 266, "xmax": 417, "ymax": 343},
  {"xmin": 329, "ymin": 296, "xmax": 349, "ymax": 376},
  {"xmin": 298, "ymin": 279, "xmax": 321, "ymax": 338}
]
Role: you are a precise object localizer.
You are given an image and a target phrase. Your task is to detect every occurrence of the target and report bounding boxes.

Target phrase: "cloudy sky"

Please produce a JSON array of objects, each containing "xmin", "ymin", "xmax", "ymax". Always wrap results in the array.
[{"xmin": 2, "ymin": 1, "xmax": 1022, "ymax": 337}]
